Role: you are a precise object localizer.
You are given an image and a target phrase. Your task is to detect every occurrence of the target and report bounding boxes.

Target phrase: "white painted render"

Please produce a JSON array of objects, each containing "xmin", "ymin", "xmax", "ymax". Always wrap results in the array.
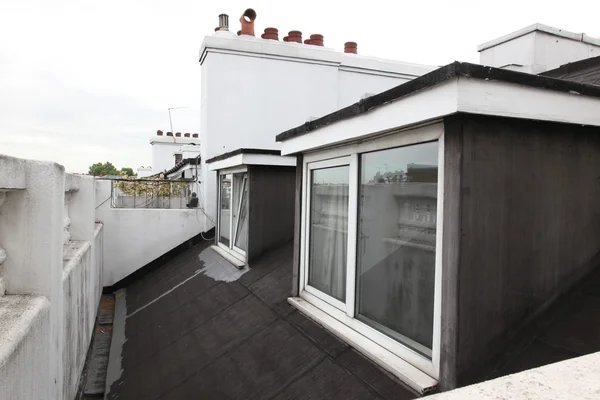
[
  {"xmin": 198, "ymin": 33, "xmax": 435, "ymax": 231},
  {"xmin": 150, "ymin": 135, "xmax": 200, "ymax": 175},
  {"xmin": 137, "ymin": 166, "xmax": 153, "ymax": 178},
  {"xmin": 478, "ymin": 24, "xmax": 600, "ymax": 73},
  {"xmin": 95, "ymin": 180, "xmax": 205, "ymax": 286},
  {"xmin": 0, "ymin": 155, "xmax": 104, "ymax": 400},
  {"xmin": 279, "ymin": 76, "xmax": 600, "ymax": 155},
  {"xmin": 427, "ymin": 351, "xmax": 600, "ymax": 399},
  {"xmin": 207, "ymin": 153, "xmax": 297, "ymax": 171}
]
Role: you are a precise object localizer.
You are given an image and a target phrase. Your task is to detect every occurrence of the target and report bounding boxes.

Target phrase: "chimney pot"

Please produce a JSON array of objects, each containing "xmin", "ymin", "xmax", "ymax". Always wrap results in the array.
[
  {"xmin": 237, "ymin": 30, "xmax": 241, "ymax": 36},
  {"xmin": 288, "ymin": 30, "xmax": 302, "ymax": 43},
  {"xmin": 304, "ymin": 39, "xmax": 312, "ymax": 45},
  {"xmin": 310, "ymin": 34, "xmax": 324, "ymax": 46},
  {"xmin": 263, "ymin": 27, "xmax": 279, "ymax": 40},
  {"xmin": 344, "ymin": 41, "xmax": 358, "ymax": 54},
  {"xmin": 239, "ymin": 8, "xmax": 256, "ymax": 36},
  {"xmin": 184, "ymin": 133, "xmax": 191, "ymax": 138},
  {"xmin": 192, "ymin": 133, "xmax": 199, "ymax": 138},
  {"xmin": 175, "ymin": 132, "xmax": 181, "ymax": 137},
  {"xmin": 218, "ymin": 13, "xmax": 229, "ymax": 31},
  {"xmin": 167, "ymin": 132, "xmax": 173, "ymax": 137},
  {"xmin": 283, "ymin": 36, "xmax": 289, "ymax": 42},
  {"xmin": 157, "ymin": 130, "xmax": 163, "ymax": 136}
]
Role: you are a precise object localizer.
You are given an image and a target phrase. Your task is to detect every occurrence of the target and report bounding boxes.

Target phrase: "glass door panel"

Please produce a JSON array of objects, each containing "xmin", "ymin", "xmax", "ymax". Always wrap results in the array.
[
  {"xmin": 356, "ymin": 141, "xmax": 438, "ymax": 357},
  {"xmin": 219, "ymin": 174, "xmax": 232, "ymax": 246},
  {"xmin": 233, "ymin": 175, "xmax": 248, "ymax": 252},
  {"xmin": 308, "ymin": 165, "xmax": 350, "ymax": 302}
]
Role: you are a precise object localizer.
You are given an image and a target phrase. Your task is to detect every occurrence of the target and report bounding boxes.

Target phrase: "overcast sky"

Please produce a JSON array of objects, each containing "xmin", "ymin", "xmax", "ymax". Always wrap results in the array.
[{"xmin": 1, "ymin": 0, "xmax": 598, "ymax": 173}]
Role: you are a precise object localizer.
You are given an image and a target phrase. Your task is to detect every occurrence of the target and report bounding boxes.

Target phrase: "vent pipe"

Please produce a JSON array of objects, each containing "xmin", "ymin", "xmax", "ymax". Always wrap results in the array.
[
  {"xmin": 239, "ymin": 8, "xmax": 256, "ymax": 36},
  {"xmin": 218, "ymin": 14, "xmax": 229, "ymax": 31}
]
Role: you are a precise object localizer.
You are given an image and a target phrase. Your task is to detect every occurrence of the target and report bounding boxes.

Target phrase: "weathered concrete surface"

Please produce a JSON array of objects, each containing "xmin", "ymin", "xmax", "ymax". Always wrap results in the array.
[
  {"xmin": 62, "ymin": 224, "xmax": 104, "ymax": 400},
  {"xmin": 0, "ymin": 154, "xmax": 27, "ymax": 190},
  {"xmin": 0, "ymin": 296, "xmax": 50, "ymax": 400},
  {"xmin": 428, "ymin": 351, "xmax": 600, "ymax": 399}
]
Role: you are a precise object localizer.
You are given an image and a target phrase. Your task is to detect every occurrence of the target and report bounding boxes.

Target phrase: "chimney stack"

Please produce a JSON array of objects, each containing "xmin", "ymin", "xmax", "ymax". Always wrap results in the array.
[
  {"xmin": 344, "ymin": 41, "xmax": 358, "ymax": 54},
  {"xmin": 175, "ymin": 132, "xmax": 181, "ymax": 137},
  {"xmin": 239, "ymin": 8, "xmax": 256, "ymax": 36},
  {"xmin": 287, "ymin": 30, "xmax": 302, "ymax": 43},
  {"xmin": 192, "ymin": 133, "xmax": 199, "ymax": 138},
  {"xmin": 184, "ymin": 133, "xmax": 191, "ymax": 138},
  {"xmin": 218, "ymin": 14, "xmax": 229, "ymax": 31},
  {"xmin": 157, "ymin": 130, "xmax": 163, "ymax": 136},
  {"xmin": 166, "ymin": 132, "xmax": 173, "ymax": 137}
]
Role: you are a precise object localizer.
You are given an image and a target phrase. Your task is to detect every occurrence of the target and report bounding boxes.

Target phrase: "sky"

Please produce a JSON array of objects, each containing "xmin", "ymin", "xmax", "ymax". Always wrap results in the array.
[{"xmin": 1, "ymin": 0, "xmax": 598, "ymax": 173}]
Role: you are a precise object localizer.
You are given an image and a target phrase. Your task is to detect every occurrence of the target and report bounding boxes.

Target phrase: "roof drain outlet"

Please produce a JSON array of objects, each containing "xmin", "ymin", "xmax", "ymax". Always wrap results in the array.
[
  {"xmin": 239, "ymin": 8, "xmax": 256, "ymax": 36},
  {"xmin": 218, "ymin": 14, "xmax": 229, "ymax": 31}
]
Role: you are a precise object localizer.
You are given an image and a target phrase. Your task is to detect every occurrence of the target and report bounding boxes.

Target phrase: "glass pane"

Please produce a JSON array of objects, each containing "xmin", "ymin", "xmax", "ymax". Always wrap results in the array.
[
  {"xmin": 219, "ymin": 174, "xmax": 232, "ymax": 246},
  {"xmin": 356, "ymin": 141, "xmax": 438, "ymax": 357},
  {"xmin": 308, "ymin": 165, "xmax": 349, "ymax": 302},
  {"xmin": 234, "ymin": 175, "xmax": 249, "ymax": 251}
]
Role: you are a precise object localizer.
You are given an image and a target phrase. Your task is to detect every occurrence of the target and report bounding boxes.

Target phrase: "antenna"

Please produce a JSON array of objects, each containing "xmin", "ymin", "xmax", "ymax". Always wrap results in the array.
[{"xmin": 167, "ymin": 107, "xmax": 188, "ymax": 133}]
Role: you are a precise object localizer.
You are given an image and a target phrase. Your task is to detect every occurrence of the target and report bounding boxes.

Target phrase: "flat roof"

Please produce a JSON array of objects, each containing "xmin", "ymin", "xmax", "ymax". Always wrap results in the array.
[
  {"xmin": 206, "ymin": 148, "xmax": 296, "ymax": 171},
  {"xmin": 478, "ymin": 23, "xmax": 600, "ymax": 52},
  {"xmin": 276, "ymin": 61, "xmax": 600, "ymax": 154}
]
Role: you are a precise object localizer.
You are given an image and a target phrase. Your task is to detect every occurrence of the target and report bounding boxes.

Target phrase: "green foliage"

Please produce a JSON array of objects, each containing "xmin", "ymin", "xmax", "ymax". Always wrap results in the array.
[
  {"xmin": 120, "ymin": 167, "xmax": 135, "ymax": 177},
  {"xmin": 88, "ymin": 162, "xmax": 119, "ymax": 176},
  {"xmin": 115, "ymin": 180, "xmax": 188, "ymax": 197}
]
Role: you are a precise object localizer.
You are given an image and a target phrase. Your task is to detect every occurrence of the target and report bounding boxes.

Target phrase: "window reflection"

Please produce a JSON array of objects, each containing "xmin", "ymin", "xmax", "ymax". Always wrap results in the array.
[{"xmin": 356, "ymin": 141, "xmax": 438, "ymax": 357}]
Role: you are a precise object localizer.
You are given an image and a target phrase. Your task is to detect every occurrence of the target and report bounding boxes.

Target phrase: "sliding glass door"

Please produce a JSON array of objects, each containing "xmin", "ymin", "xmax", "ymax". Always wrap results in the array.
[{"xmin": 218, "ymin": 171, "xmax": 248, "ymax": 259}]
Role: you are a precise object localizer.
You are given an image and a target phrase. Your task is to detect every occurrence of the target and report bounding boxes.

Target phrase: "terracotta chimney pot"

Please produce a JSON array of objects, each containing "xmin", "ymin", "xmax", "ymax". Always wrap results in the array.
[
  {"xmin": 263, "ymin": 27, "xmax": 279, "ymax": 40},
  {"xmin": 184, "ymin": 133, "xmax": 191, "ymax": 138},
  {"xmin": 310, "ymin": 34, "xmax": 324, "ymax": 46},
  {"xmin": 304, "ymin": 39, "xmax": 312, "ymax": 45},
  {"xmin": 175, "ymin": 132, "xmax": 181, "ymax": 137},
  {"xmin": 283, "ymin": 36, "xmax": 289, "ymax": 42},
  {"xmin": 288, "ymin": 30, "xmax": 302, "ymax": 43},
  {"xmin": 192, "ymin": 133, "xmax": 199, "ymax": 138},
  {"xmin": 157, "ymin": 130, "xmax": 163, "ymax": 136},
  {"xmin": 239, "ymin": 8, "xmax": 256, "ymax": 36},
  {"xmin": 166, "ymin": 132, "xmax": 173, "ymax": 137},
  {"xmin": 344, "ymin": 41, "xmax": 358, "ymax": 54}
]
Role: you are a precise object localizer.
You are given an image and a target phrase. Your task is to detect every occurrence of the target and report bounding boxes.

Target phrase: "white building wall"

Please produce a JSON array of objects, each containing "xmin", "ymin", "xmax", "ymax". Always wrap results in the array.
[
  {"xmin": 198, "ymin": 34, "xmax": 435, "ymax": 230},
  {"xmin": 95, "ymin": 180, "xmax": 205, "ymax": 286},
  {"xmin": 151, "ymin": 136, "xmax": 200, "ymax": 174},
  {"xmin": 479, "ymin": 24, "xmax": 600, "ymax": 74}
]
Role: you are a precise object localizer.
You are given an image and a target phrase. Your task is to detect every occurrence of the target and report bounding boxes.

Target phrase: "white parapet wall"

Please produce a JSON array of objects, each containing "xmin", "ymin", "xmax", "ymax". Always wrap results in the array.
[
  {"xmin": 0, "ymin": 154, "xmax": 103, "ymax": 400},
  {"xmin": 95, "ymin": 180, "xmax": 205, "ymax": 287},
  {"xmin": 427, "ymin": 351, "xmax": 600, "ymax": 399}
]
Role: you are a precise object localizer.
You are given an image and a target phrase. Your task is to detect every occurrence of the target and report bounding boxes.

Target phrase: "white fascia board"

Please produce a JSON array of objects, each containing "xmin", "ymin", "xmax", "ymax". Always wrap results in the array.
[
  {"xmin": 279, "ymin": 78, "xmax": 460, "ymax": 155},
  {"xmin": 241, "ymin": 154, "xmax": 296, "ymax": 167},
  {"xmin": 478, "ymin": 23, "xmax": 600, "ymax": 52},
  {"xmin": 456, "ymin": 76, "xmax": 600, "ymax": 127},
  {"xmin": 207, "ymin": 154, "xmax": 244, "ymax": 171},
  {"xmin": 208, "ymin": 153, "xmax": 296, "ymax": 171}
]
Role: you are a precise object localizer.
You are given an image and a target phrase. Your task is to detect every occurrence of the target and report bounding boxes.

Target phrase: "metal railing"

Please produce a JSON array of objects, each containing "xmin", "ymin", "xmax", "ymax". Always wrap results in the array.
[{"xmin": 110, "ymin": 178, "xmax": 194, "ymax": 209}]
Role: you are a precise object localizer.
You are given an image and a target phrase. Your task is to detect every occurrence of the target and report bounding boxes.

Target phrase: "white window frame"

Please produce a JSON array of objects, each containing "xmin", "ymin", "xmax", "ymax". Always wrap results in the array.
[
  {"xmin": 217, "ymin": 167, "xmax": 249, "ymax": 261},
  {"xmin": 295, "ymin": 122, "xmax": 444, "ymax": 385}
]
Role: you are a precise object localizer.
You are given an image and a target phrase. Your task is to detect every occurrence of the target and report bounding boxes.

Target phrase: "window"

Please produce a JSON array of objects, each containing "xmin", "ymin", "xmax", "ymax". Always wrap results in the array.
[
  {"xmin": 175, "ymin": 153, "xmax": 183, "ymax": 164},
  {"xmin": 218, "ymin": 170, "xmax": 248, "ymax": 259},
  {"xmin": 297, "ymin": 125, "xmax": 443, "ymax": 382}
]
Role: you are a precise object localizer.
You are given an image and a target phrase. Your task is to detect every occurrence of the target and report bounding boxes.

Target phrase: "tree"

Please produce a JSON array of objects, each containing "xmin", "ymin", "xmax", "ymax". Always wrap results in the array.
[
  {"xmin": 120, "ymin": 167, "xmax": 135, "ymax": 177},
  {"xmin": 88, "ymin": 162, "xmax": 119, "ymax": 176}
]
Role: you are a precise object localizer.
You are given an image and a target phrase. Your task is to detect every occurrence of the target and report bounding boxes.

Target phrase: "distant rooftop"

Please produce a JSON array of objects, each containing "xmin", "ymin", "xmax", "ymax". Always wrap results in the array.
[{"xmin": 478, "ymin": 23, "xmax": 600, "ymax": 52}]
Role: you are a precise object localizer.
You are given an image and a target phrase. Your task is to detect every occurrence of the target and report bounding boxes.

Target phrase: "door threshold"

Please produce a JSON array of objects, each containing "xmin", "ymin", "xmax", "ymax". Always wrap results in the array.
[{"xmin": 211, "ymin": 245, "xmax": 246, "ymax": 269}]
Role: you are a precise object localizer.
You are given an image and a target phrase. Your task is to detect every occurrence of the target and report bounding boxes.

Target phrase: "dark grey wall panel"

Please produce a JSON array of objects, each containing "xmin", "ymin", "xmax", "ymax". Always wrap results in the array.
[
  {"xmin": 292, "ymin": 155, "xmax": 302, "ymax": 296},
  {"xmin": 247, "ymin": 166, "xmax": 296, "ymax": 263},
  {"xmin": 454, "ymin": 114, "xmax": 600, "ymax": 386}
]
